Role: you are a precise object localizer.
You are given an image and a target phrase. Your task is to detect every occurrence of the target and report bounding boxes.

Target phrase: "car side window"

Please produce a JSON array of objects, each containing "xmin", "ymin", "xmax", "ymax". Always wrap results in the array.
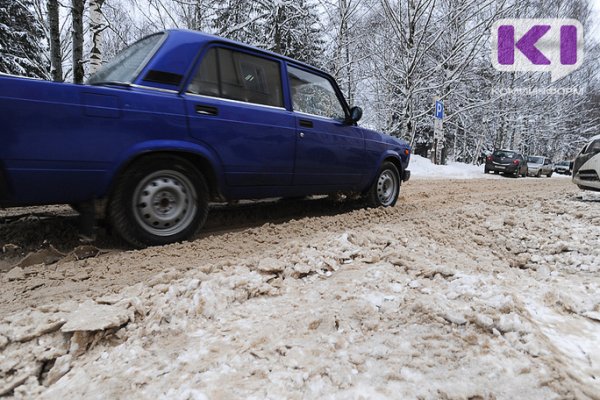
[
  {"xmin": 287, "ymin": 65, "xmax": 345, "ymax": 120},
  {"xmin": 188, "ymin": 47, "xmax": 283, "ymax": 108}
]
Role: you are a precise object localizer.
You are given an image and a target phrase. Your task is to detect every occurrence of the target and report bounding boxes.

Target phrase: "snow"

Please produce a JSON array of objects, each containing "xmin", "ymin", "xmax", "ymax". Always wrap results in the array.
[
  {"xmin": 410, "ymin": 155, "xmax": 572, "ymax": 180},
  {"xmin": 1, "ymin": 179, "xmax": 598, "ymax": 399},
  {"xmin": 410, "ymin": 155, "xmax": 497, "ymax": 179}
]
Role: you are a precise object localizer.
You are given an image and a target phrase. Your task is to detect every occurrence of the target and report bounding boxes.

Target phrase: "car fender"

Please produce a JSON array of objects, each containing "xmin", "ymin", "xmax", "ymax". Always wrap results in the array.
[
  {"xmin": 365, "ymin": 150, "xmax": 405, "ymax": 187},
  {"xmin": 103, "ymin": 139, "xmax": 225, "ymax": 195}
]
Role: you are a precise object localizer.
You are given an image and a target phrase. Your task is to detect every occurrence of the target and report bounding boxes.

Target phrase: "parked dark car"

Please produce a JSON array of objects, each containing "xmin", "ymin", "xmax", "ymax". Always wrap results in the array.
[
  {"xmin": 484, "ymin": 150, "xmax": 528, "ymax": 177},
  {"xmin": 0, "ymin": 30, "xmax": 411, "ymax": 247},
  {"xmin": 554, "ymin": 160, "xmax": 572, "ymax": 175}
]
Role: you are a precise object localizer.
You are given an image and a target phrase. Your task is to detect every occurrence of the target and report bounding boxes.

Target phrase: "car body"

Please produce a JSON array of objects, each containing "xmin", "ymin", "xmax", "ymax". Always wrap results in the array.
[
  {"xmin": 484, "ymin": 149, "xmax": 528, "ymax": 177},
  {"xmin": 554, "ymin": 160, "xmax": 572, "ymax": 175},
  {"xmin": 573, "ymin": 135, "xmax": 600, "ymax": 191},
  {"xmin": 526, "ymin": 156, "xmax": 553, "ymax": 177},
  {"xmin": 0, "ymin": 30, "xmax": 411, "ymax": 246}
]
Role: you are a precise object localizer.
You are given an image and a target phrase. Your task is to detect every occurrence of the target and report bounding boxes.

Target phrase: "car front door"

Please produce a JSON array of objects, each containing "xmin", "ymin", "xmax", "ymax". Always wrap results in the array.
[
  {"xmin": 287, "ymin": 65, "xmax": 366, "ymax": 188},
  {"xmin": 184, "ymin": 46, "xmax": 295, "ymax": 187}
]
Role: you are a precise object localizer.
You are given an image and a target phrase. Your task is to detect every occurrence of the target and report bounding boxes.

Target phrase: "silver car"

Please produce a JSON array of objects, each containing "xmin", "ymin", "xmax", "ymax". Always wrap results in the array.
[
  {"xmin": 573, "ymin": 135, "xmax": 600, "ymax": 191},
  {"xmin": 527, "ymin": 156, "xmax": 553, "ymax": 177}
]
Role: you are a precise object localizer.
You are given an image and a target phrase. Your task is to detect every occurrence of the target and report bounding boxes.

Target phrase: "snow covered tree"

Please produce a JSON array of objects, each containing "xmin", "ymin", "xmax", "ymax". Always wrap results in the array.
[
  {"xmin": 258, "ymin": 0, "xmax": 323, "ymax": 64},
  {"xmin": 213, "ymin": 0, "xmax": 323, "ymax": 64},
  {"xmin": 0, "ymin": 0, "xmax": 48, "ymax": 78}
]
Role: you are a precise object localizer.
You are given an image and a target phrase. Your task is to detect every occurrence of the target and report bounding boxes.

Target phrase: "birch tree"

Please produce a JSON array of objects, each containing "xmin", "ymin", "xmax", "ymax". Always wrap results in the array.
[
  {"xmin": 89, "ymin": 0, "xmax": 106, "ymax": 75},
  {"xmin": 46, "ymin": 0, "xmax": 63, "ymax": 81},
  {"xmin": 71, "ymin": 0, "xmax": 84, "ymax": 83}
]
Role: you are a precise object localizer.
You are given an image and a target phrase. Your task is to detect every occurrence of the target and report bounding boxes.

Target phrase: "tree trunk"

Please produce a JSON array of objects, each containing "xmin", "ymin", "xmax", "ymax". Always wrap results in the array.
[
  {"xmin": 72, "ymin": 0, "xmax": 85, "ymax": 83},
  {"xmin": 47, "ymin": 0, "xmax": 63, "ymax": 82},
  {"xmin": 89, "ymin": 0, "xmax": 106, "ymax": 75}
]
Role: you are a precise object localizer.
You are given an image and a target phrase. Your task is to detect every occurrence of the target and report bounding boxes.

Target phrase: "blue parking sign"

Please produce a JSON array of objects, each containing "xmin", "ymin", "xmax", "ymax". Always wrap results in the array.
[{"xmin": 435, "ymin": 100, "xmax": 444, "ymax": 119}]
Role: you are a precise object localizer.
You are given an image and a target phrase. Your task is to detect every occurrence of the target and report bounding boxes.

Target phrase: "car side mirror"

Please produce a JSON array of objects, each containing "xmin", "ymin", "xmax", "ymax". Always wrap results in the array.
[{"xmin": 349, "ymin": 106, "xmax": 363, "ymax": 123}]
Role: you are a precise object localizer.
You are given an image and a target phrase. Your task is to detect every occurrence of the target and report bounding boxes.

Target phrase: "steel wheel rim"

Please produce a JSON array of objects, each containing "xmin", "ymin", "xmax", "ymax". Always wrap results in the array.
[
  {"xmin": 376, "ymin": 170, "xmax": 398, "ymax": 206},
  {"xmin": 132, "ymin": 170, "xmax": 197, "ymax": 237}
]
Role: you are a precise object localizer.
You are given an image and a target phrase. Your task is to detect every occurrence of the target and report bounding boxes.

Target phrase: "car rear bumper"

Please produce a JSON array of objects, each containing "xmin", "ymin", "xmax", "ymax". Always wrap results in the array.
[{"xmin": 486, "ymin": 163, "xmax": 518, "ymax": 173}]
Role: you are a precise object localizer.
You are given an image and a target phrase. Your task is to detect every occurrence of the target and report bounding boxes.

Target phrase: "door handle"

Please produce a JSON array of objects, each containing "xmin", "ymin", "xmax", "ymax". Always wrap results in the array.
[
  {"xmin": 299, "ymin": 119, "xmax": 313, "ymax": 128},
  {"xmin": 195, "ymin": 105, "xmax": 218, "ymax": 116}
]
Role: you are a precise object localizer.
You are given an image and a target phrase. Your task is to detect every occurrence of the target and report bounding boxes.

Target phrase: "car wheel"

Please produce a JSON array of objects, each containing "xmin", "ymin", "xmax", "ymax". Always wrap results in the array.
[
  {"xmin": 108, "ymin": 156, "xmax": 209, "ymax": 248},
  {"xmin": 484, "ymin": 167, "xmax": 489, "ymax": 174},
  {"xmin": 536, "ymin": 171, "xmax": 541, "ymax": 178},
  {"xmin": 547, "ymin": 171, "xmax": 553, "ymax": 178},
  {"xmin": 366, "ymin": 162, "xmax": 400, "ymax": 208}
]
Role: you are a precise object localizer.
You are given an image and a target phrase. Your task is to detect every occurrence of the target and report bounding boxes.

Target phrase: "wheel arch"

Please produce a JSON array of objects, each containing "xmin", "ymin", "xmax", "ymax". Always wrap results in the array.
[{"xmin": 106, "ymin": 142, "xmax": 225, "ymax": 203}]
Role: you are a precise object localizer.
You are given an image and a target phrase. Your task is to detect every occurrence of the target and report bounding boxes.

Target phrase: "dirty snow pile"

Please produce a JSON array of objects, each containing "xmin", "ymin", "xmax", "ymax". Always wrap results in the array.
[{"xmin": 1, "ymin": 181, "xmax": 599, "ymax": 399}]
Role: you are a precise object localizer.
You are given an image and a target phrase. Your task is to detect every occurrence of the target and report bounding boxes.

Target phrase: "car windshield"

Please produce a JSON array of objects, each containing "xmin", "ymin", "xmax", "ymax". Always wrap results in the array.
[
  {"xmin": 558, "ymin": 161, "xmax": 569, "ymax": 166},
  {"xmin": 88, "ymin": 33, "xmax": 164, "ymax": 85},
  {"xmin": 494, "ymin": 151, "xmax": 515, "ymax": 158},
  {"xmin": 527, "ymin": 156, "xmax": 544, "ymax": 164},
  {"xmin": 582, "ymin": 139, "xmax": 600, "ymax": 155}
]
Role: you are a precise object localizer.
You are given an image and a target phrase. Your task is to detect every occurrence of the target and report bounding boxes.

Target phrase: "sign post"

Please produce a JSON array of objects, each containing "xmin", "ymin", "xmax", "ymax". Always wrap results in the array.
[{"xmin": 433, "ymin": 97, "xmax": 444, "ymax": 165}]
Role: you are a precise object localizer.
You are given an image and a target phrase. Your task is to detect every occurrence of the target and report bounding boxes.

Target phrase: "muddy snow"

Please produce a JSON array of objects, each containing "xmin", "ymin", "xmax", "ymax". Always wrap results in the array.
[{"xmin": 1, "ymin": 178, "xmax": 599, "ymax": 399}]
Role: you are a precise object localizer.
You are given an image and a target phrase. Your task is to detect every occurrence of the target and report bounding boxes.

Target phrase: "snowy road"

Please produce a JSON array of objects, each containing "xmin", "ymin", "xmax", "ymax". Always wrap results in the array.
[{"xmin": 1, "ymin": 177, "xmax": 599, "ymax": 399}]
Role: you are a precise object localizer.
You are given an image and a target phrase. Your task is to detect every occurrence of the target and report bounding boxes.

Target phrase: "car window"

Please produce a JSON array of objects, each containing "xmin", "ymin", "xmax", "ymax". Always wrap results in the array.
[
  {"xmin": 494, "ymin": 151, "xmax": 515, "ymax": 158},
  {"xmin": 583, "ymin": 139, "xmax": 600, "ymax": 155},
  {"xmin": 527, "ymin": 156, "xmax": 543, "ymax": 164},
  {"xmin": 287, "ymin": 66, "xmax": 345, "ymax": 120},
  {"xmin": 188, "ymin": 47, "xmax": 283, "ymax": 108},
  {"xmin": 88, "ymin": 33, "xmax": 164, "ymax": 85}
]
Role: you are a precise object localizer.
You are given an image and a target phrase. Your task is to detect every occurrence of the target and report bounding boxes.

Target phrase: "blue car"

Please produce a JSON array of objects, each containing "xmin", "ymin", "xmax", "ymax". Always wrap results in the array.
[{"xmin": 0, "ymin": 30, "xmax": 411, "ymax": 247}]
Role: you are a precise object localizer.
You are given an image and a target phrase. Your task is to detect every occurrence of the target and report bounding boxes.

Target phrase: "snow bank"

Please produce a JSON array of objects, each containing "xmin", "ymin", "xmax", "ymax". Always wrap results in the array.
[{"xmin": 409, "ymin": 155, "xmax": 492, "ymax": 179}]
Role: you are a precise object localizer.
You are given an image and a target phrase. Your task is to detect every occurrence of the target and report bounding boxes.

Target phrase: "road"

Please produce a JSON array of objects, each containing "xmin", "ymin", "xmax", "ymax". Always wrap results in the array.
[{"xmin": 1, "ymin": 178, "xmax": 599, "ymax": 399}]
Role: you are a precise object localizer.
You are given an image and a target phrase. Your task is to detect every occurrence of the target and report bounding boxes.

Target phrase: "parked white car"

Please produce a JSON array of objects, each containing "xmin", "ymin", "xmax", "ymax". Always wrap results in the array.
[
  {"xmin": 573, "ymin": 135, "xmax": 600, "ymax": 191},
  {"xmin": 527, "ymin": 156, "xmax": 553, "ymax": 177}
]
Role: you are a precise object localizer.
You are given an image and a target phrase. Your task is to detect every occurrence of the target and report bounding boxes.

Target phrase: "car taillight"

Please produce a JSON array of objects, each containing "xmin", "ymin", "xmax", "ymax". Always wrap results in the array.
[
  {"xmin": 513, "ymin": 159, "xmax": 519, "ymax": 165},
  {"xmin": 487, "ymin": 156, "xmax": 492, "ymax": 161}
]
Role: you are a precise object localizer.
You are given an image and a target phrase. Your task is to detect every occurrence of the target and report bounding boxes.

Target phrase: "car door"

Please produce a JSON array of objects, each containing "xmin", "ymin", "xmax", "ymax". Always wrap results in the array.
[
  {"xmin": 184, "ymin": 46, "xmax": 295, "ymax": 187},
  {"xmin": 287, "ymin": 65, "xmax": 366, "ymax": 187}
]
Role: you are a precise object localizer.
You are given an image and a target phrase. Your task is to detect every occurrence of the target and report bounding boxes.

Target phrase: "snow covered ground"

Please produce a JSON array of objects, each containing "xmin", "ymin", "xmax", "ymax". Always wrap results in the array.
[{"xmin": 0, "ymin": 170, "xmax": 598, "ymax": 399}]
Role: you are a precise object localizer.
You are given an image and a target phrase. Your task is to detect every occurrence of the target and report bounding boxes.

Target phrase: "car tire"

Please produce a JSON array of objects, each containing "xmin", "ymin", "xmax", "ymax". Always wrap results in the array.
[
  {"xmin": 547, "ymin": 171, "xmax": 553, "ymax": 178},
  {"xmin": 366, "ymin": 162, "xmax": 400, "ymax": 208},
  {"xmin": 536, "ymin": 170, "xmax": 541, "ymax": 178},
  {"xmin": 108, "ymin": 156, "xmax": 209, "ymax": 248},
  {"xmin": 484, "ymin": 167, "xmax": 489, "ymax": 174}
]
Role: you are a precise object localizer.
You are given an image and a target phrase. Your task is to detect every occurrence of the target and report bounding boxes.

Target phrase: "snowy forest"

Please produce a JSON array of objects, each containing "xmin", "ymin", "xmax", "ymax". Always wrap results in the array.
[{"xmin": 1, "ymin": 0, "xmax": 599, "ymax": 163}]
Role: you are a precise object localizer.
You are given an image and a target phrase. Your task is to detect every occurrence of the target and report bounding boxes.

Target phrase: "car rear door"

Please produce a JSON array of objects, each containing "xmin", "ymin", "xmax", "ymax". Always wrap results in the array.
[
  {"xmin": 184, "ymin": 46, "xmax": 295, "ymax": 187},
  {"xmin": 286, "ymin": 65, "xmax": 366, "ymax": 187}
]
